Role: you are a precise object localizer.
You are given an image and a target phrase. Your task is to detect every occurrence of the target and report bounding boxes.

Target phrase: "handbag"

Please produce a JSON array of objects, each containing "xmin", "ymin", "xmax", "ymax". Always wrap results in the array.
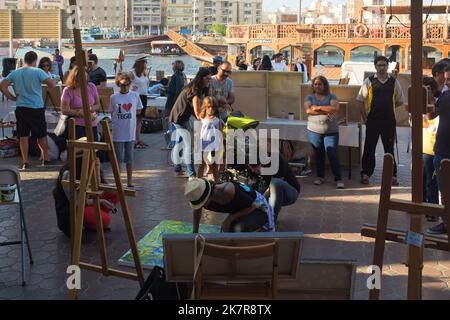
[
  {"xmin": 54, "ymin": 114, "xmax": 69, "ymax": 137},
  {"xmin": 54, "ymin": 88, "xmax": 74, "ymax": 138}
]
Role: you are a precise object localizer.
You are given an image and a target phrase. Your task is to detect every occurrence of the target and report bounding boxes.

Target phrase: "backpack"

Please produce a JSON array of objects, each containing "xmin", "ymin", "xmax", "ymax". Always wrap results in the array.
[
  {"xmin": 135, "ymin": 266, "xmax": 182, "ymax": 300},
  {"xmin": 53, "ymin": 176, "xmax": 71, "ymax": 238}
]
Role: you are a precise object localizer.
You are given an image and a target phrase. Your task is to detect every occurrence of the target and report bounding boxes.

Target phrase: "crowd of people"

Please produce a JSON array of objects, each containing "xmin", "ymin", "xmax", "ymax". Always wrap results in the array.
[{"xmin": 1, "ymin": 48, "xmax": 449, "ymax": 236}]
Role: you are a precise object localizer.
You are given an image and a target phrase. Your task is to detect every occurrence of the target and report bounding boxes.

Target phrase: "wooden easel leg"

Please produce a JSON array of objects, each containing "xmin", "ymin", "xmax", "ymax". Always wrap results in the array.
[
  {"xmin": 439, "ymin": 160, "xmax": 450, "ymax": 250},
  {"xmin": 369, "ymin": 154, "xmax": 394, "ymax": 300},
  {"xmin": 69, "ymin": 120, "xmax": 76, "ymax": 255},
  {"xmin": 69, "ymin": 150, "xmax": 91, "ymax": 300},
  {"xmin": 90, "ymin": 151, "xmax": 109, "ymax": 275},
  {"xmin": 101, "ymin": 120, "xmax": 145, "ymax": 286}
]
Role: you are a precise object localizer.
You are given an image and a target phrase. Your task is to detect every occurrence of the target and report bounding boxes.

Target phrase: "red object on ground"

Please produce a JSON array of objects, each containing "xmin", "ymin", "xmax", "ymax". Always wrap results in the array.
[{"xmin": 84, "ymin": 193, "xmax": 119, "ymax": 230}]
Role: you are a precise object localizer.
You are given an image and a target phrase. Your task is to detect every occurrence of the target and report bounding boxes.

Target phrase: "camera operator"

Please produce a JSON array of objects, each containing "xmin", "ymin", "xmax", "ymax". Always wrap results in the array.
[{"xmin": 248, "ymin": 153, "xmax": 300, "ymax": 224}]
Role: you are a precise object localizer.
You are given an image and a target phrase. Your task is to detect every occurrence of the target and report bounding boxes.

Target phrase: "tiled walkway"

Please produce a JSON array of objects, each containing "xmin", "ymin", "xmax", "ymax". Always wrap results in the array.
[{"xmin": 0, "ymin": 99, "xmax": 449, "ymax": 299}]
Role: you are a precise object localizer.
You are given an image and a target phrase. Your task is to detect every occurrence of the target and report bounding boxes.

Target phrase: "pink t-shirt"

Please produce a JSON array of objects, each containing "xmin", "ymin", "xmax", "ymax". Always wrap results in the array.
[{"xmin": 61, "ymin": 82, "xmax": 99, "ymax": 127}]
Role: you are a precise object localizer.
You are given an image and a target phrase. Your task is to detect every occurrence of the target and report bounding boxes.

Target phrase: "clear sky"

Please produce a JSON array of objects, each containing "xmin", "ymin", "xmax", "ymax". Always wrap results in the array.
[{"xmin": 263, "ymin": 0, "xmax": 444, "ymax": 12}]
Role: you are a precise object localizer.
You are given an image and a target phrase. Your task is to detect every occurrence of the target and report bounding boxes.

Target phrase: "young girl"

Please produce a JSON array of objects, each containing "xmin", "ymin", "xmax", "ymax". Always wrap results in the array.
[
  {"xmin": 198, "ymin": 97, "xmax": 223, "ymax": 183},
  {"xmin": 109, "ymin": 73, "xmax": 143, "ymax": 187}
]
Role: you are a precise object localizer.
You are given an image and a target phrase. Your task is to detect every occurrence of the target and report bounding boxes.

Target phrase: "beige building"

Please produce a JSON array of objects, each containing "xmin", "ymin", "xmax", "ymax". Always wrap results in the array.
[
  {"xmin": 347, "ymin": 0, "xmax": 364, "ymax": 23},
  {"xmin": 129, "ymin": 0, "xmax": 162, "ymax": 35},
  {"xmin": 2, "ymin": 0, "xmax": 26, "ymax": 9},
  {"xmin": 163, "ymin": 0, "xmax": 193, "ymax": 33},
  {"xmin": 73, "ymin": 0, "xmax": 126, "ymax": 28},
  {"xmin": 163, "ymin": 0, "xmax": 262, "ymax": 33}
]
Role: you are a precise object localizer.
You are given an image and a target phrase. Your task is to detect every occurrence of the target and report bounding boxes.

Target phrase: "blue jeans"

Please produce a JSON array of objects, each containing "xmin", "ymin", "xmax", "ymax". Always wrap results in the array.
[
  {"xmin": 433, "ymin": 153, "xmax": 448, "ymax": 224},
  {"xmin": 423, "ymin": 154, "xmax": 438, "ymax": 204},
  {"xmin": 269, "ymin": 178, "xmax": 299, "ymax": 222},
  {"xmin": 173, "ymin": 119, "xmax": 196, "ymax": 177},
  {"xmin": 307, "ymin": 130, "xmax": 342, "ymax": 181}
]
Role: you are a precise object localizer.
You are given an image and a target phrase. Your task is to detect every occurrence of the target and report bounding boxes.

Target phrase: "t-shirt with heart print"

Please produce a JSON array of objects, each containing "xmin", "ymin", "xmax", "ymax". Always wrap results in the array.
[{"xmin": 109, "ymin": 91, "xmax": 143, "ymax": 142}]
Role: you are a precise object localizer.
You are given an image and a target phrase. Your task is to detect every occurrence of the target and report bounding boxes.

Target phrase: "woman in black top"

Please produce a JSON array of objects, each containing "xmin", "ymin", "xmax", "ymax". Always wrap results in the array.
[
  {"xmin": 165, "ymin": 60, "xmax": 187, "ymax": 114},
  {"xmin": 169, "ymin": 68, "xmax": 212, "ymax": 178},
  {"xmin": 185, "ymin": 178, "xmax": 275, "ymax": 233},
  {"xmin": 258, "ymin": 55, "xmax": 273, "ymax": 71}
]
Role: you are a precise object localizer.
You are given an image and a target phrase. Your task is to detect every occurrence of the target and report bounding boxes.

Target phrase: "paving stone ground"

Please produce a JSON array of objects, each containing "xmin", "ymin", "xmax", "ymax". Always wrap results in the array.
[{"xmin": 1, "ymin": 99, "xmax": 449, "ymax": 300}]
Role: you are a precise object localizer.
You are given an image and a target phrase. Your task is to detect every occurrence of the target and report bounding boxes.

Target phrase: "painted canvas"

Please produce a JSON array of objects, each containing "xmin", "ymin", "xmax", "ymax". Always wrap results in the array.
[{"xmin": 118, "ymin": 220, "xmax": 221, "ymax": 269}]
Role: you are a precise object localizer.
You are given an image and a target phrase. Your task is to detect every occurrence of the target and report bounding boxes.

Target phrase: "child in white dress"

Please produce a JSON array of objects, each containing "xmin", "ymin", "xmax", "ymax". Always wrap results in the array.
[{"xmin": 198, "ymin": 96, "xmax": 223, "ymax": 183}]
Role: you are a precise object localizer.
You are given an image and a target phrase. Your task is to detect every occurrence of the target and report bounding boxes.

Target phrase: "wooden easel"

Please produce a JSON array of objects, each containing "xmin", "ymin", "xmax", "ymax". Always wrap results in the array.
[
  {"xmin": 65, "ymin": 0, "xmax": 144, "ymax": 299},
  {"xmin": 361, "ymin": 154, "xmax": 450, "ymax": 300}
]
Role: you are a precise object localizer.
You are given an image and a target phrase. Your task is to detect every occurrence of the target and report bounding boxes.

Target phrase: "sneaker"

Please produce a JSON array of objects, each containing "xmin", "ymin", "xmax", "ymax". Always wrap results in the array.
[
  {"xmin": 313, "ymin": 178, "xmax": 324, "ymax": 185},
  {"xmin": 426, "ymin": 215, "xmax": 438, "ymax": 222},
  {"xmin": 361, "ymin": 174, "xmax": 370, "ymax": 185},
  {"xmin": 175, "ymin": 171, "xmax": 188, "ymax": 178},
  {"xmin": 392, "ymin": 177, "xmax": 399, "ymax": 186},
  {"xmin": 20, "ymin": 162, "xmax": 30, "ymax": 170},
  {"xmin": 336, "ymin": 180, "xmax": 345, "ymax": 189},
  {"xmin": 427, "ymin": 222, "xmax": 448, "ymax": 235}
]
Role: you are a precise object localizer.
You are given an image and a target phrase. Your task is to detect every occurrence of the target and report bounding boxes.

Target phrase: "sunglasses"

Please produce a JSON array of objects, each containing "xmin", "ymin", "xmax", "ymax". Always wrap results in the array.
[
  {"xmin": 42, "ymin": 64, "xmax": 50, "ymax": 68},
  {"xmin": 220, "ymin": 69, "xmax": 232, "ymax": 74}
]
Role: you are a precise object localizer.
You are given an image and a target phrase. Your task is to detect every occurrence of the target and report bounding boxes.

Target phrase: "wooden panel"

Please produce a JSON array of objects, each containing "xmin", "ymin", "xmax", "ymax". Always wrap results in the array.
[
  {"xmin": 0, "ymin": 10, "xmax": 11, "ymax": 40},
  {"xmin": 12, "ymin": 9, "xmax": 61, "ymax": 39},
  {"xmin": 163, "ymin": 232, "xmax": 303, "ymax": 282},
  {"xmin": 268, "ymin": 72, "xmax": 304, "ymax": 119},
  {"xmin": 299, "ymin": 84, "xmax": 361, "ymax": 122},
  {"xmin": 233, "ymin": 87, "xmax": 267, "ymax": 121},
  {"xmin": 231, "ymin": 71, "xmax": 267, "ymax": 88}
]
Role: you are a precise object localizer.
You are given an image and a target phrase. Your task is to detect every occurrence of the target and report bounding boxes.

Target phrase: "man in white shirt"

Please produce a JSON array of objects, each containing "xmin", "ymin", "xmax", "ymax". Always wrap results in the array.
[
  {"xmin": 294, "ymin": 57, "xmax": 309, "ymax": 83},
  {"xmin": 271, "ymin": 53, "xmax": 288, "ymax": 72}
]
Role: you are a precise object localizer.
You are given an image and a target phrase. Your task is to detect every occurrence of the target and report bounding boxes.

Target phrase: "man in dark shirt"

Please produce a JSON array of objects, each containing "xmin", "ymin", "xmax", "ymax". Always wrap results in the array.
[
  {"xmin": 248, "ymin": 153, "xmax": 300, "ymax": 223},
  {"xmin": 427, "ymin": 65, "xmax": 450, "ymax": 234},
  {"xmin": 88, "ymin": 54, "xmax": 107, "ymax": 86},
  {"xmin": 357, "ymin": 56, "xmax": 405, "ymax": 186}
]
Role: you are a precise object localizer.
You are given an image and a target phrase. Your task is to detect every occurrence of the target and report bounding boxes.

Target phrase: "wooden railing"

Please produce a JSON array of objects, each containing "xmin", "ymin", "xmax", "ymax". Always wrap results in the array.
[{"xmin": 227, "ymin": 23, "xmax": 450, "ymax": 41}]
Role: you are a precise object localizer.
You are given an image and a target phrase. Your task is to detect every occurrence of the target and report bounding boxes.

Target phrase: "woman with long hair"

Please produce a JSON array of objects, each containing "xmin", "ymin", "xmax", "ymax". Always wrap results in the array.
[
  {"xmin": 63, "ymin": 56, "xmax": 76, "ymax": 84},
  {"xmin": 129, "ymin": 54, "xmax": 150, "ymax": 149},
  {"xmin": 304, "ymin": 75, "xmax": 343, "ymax": 188},
  {"xmin": 60, "ymin": 65, "xmax": 101, "ymax": 140},
  {"xmin": 169, "ymin": 67, "xmax": 212, "ymax": 179},
  {"xmin": 38, "ymin": 57, "xmax": 54, "ymax": 78},
  {"xmin": 258, "ymin": 55, "xmax": 273, "ymax": 71},
  {"xmin": 163, "ymin": 60, "xmax": 187, "ymax": 149}
]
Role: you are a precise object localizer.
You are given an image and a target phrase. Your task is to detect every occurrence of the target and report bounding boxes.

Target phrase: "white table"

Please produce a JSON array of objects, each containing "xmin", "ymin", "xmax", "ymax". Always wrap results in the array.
[
  {"xmin": 147, "ymin": 96, "xmax": 167, "ymax": 110},
  {"xmin": 258, "ymin": 118, "xmax": 362, "ymax": 179}
]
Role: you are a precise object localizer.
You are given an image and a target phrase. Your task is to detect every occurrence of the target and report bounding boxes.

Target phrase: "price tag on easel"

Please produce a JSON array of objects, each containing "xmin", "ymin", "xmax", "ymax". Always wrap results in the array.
[{"xmin": 404, "ymin": 231, "xmax": 424, "ymax": 248}]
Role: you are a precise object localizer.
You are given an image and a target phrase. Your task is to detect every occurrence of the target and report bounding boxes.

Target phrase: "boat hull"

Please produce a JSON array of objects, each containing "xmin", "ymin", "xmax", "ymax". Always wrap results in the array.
[{"xmin": 63, "ymin": 35, "xmax": 169, "ymax": 54}]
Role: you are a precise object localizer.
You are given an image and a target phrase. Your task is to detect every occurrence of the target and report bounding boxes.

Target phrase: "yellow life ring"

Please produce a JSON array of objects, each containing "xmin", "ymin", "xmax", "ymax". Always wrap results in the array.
[
  {"xmin": 177, "ymin": 38, "xmax": 187, "ymax": 48},
  {"xmin": 354, "ymin": 23, "xmax": 368, "ymax": 37}
]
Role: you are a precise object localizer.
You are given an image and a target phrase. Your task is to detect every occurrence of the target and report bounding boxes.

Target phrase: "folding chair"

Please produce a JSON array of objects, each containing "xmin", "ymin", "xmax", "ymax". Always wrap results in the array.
[
  {"xmin": 0, "ymin": 165, "xmax": 33, "ymax": 286},
  {"xmin": 194, "ymin": 240, "xmax": 279, "ymax": 300}
]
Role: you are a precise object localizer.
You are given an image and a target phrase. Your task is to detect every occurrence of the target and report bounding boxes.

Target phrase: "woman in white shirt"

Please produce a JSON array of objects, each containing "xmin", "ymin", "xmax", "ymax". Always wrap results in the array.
[{"xmin": 129, "ymin": 54, "xmax": 150, "ymax": 149}]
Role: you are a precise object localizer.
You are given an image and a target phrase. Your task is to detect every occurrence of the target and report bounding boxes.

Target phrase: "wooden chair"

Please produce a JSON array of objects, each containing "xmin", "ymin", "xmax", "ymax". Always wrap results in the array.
[
  {"xmin": 97, "ymin": 87, "xmax": 114, "ymax": 113},
  {"xmin": 194, "ymin": 240, "xmax": 279, "ymax": 300}
]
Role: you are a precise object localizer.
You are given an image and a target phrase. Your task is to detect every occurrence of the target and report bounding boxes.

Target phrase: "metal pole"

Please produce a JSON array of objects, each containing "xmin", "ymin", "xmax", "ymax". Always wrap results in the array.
[
  {"xmin": 408, "ymin": 0, "xmax": 424, "ymax": 300},
  {"xmin": 193, "ymin": 0, "xmax": 196, "ymax": 35},
  {"xmin": 8, "ymin": 9, "xmax": 13, "ymax": 57},
  {"xmin": 298, "ymin": 0, "xmax": 302, "ymax": 24}
]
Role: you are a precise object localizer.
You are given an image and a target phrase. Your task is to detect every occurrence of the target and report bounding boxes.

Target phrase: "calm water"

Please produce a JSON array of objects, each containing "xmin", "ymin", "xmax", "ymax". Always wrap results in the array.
[{"xmin": 0, "ymin": 48, "xmax": 202, "ymax": 78}]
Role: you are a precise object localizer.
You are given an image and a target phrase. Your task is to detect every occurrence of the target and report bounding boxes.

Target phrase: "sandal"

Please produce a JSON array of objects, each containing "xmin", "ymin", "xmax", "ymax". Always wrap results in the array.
[{"xmin": 134, "ymin": 142, "xmax": 145, "ymax": 149}]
